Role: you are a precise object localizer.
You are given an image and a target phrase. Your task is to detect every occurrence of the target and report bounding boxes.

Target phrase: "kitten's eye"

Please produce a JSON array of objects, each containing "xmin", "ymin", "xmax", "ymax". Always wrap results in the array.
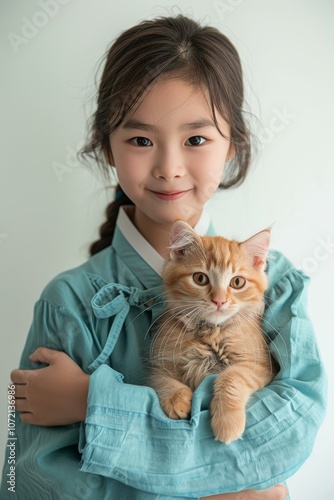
[
  {"xmin": 185, "ymin": 136, "xmax": 206, "ymax": 146},
  {"xmin": 193, "ymin": 272, "xmax": 209, "ymax": 286},
  {"xmin": 131, "ymin": 137, "xmax": 152, "ymax": 147},
  {"xmin": 229, "ymin": 276, "xmax": 246, "ymax": 289}
]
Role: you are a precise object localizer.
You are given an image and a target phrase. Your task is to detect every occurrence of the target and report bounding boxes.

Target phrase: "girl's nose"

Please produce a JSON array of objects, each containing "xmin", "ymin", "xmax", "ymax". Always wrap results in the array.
[{"xmin": 152, "ymin": 149, "xmax": 185, "ymax": 180}]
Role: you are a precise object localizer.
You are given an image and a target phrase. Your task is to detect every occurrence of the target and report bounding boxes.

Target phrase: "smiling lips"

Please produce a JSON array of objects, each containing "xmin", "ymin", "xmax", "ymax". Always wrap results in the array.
[{"xmin": 149, "ymin": 189, "xmax": 192, "ymax": 201}]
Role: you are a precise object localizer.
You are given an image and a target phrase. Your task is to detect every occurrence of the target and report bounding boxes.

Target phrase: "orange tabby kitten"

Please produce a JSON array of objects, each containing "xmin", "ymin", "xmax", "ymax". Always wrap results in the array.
[{"xmin": 150, "ymin": 220, "xmax": 277, "ymax": 444}]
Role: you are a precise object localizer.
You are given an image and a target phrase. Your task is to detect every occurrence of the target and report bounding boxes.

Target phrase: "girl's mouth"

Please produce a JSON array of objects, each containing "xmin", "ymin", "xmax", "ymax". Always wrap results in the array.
[{"xmin": 150, "ymin": 190, "xmax": 191, "ymax": 201}]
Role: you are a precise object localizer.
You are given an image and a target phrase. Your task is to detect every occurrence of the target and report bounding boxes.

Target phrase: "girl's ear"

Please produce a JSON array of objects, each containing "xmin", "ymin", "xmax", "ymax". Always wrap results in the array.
[
  {"xmin": 242, "ymin": 229, "xmax": 271, "ymax": 269},
  {"xmin": 226, "ymin": 144, "xmax": 236, "ymax": 162},
  {"xmin": 169, "ymin": 220, "xmax": 202, "ymax": 260},
  {"xmin": 103, "ymin": 145, "xmax": 114, "ymax": 165}
]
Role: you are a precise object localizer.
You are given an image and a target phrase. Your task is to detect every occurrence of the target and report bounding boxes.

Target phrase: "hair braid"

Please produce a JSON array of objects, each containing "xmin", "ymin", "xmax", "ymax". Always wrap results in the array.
[{"xmin": 89, "ymin": 185, "xmax": 134, "ymax": 256}]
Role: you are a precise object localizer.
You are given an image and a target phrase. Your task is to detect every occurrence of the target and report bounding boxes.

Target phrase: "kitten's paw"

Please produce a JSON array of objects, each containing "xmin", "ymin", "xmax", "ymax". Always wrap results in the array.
[
  {"xmin": 211, "ymin": 397, "xmax": 246, "ymax": 444},
  {"xmin": 162, "ymin": 387, "xmax": 193, "ymax": 420}
]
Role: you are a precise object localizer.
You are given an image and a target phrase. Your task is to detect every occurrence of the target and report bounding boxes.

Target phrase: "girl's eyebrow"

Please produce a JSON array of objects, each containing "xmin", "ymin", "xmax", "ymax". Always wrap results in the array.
[{"xmin": 122, "ymin": 118, "xmax": 216, "ymax": 131}]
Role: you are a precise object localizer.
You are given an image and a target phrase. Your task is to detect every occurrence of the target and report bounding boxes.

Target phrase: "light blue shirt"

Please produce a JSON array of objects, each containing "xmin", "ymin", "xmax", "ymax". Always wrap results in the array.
[{"xmin": 0, "ymin": 208, "xmax": 327, "ymax": 499}]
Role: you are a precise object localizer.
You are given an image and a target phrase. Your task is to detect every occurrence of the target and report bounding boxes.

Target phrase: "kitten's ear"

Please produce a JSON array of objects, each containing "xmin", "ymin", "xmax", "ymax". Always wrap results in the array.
[
  {"xmin": 169, "ymin": 220, "xmax": 201, "ymax": 260},
  {"xmin": 242, "ymin": 229, "xmax": 270, "ymax": 269}
]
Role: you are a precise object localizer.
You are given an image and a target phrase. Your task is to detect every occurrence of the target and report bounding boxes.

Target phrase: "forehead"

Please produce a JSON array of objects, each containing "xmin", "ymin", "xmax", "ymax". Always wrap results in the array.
[{"xmin": 122, "ymin": 78, "xmax": 228, "ymax": 132}]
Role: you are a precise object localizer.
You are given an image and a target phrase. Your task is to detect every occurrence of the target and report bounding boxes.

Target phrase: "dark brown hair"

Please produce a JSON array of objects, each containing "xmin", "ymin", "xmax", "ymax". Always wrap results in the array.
[{"xmin": 80, "ymin": 15, "xmax": 253, "ymax": 255}]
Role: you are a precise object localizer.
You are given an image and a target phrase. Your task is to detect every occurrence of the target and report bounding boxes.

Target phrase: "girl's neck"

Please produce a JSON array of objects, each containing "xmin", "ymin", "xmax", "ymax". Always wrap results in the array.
[{"xmin": 130, "ymin": 207, "xmax": 201, "ymax": 260}]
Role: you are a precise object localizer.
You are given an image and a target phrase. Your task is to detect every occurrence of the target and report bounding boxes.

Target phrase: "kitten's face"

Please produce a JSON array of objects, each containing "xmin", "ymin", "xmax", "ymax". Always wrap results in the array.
[{"xmin": 163, "ymin": 222, "xmax": 269, "ymax": 326}]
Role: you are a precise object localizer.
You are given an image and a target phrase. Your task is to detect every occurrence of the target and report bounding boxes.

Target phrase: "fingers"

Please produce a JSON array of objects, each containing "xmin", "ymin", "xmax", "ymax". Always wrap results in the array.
[
  {"xmin": 240, "ymin": 485, "xmax": 289, "ymax": 500},
  {"xmin": 13, "ymin": 384, "xmax": 27, "ymax": 398},
  {"xmin": 273, "ymin": 485, "xmax": 289, "ymax": 499},
  {"xmin": 11, "ymin": 368, "xmax": 28, "ymax": 384},
  {"xmin": 11, "ymin": 347, "xmax": 61, "ymax": 384},
  {"xmin": 19, "ymin": 411, "xmax": 41, "ymax": 426},
  {"xmin": 14, "ymin": 398, "xmax": 30, "ymax": 412},
  {"xmin": 10, "ymin": 371, "xmax": 29, "ymax": 413},
  {"xmin": 29, "ymin": 347, "xmax": 60, "ymax": 365},
  {"xmin": 200, "ymin": 485, "xmax": 289, "ymax": 500}
]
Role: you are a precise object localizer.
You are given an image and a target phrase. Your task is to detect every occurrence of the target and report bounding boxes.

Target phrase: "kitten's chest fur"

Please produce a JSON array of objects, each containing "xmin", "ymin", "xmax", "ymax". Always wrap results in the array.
[{"xmin": 153, "ymin": 313, "xmax": 267, "ymax": 391}]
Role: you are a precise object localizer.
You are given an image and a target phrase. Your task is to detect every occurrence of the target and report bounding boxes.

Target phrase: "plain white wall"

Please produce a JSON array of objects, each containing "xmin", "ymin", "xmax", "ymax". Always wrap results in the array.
[{"xmin": 1, "ymin": 0, "xmax": 333, "ymax": 498}]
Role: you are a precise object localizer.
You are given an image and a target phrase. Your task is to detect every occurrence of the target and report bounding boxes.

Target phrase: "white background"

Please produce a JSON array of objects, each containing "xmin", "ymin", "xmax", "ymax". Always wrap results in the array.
[{"xmin": 1, "ymin": 1, "xmax": 333, "ymax": 498}]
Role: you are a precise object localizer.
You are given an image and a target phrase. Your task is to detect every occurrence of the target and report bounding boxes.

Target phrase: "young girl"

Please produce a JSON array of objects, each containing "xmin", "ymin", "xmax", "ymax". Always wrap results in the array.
[{"xmin": 1, "ymin": 14, "xmax": 326, "ymax": 500}]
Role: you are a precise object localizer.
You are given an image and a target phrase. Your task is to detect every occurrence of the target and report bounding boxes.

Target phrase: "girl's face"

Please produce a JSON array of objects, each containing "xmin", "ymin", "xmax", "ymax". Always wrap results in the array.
[{"xmin": 109, "ymin": 78, "xmax": 233, "ymax": 230}]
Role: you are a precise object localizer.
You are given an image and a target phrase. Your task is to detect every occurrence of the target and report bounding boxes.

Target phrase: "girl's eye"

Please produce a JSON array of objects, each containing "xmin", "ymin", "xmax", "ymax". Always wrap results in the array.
[
  {"xmin": 185, "ymin": 136, "xmax": 206, "ymax": 146},
  {"xmin": 131, "ymin": 137, "xmax": 152, "ymax": 147},
  {"xmin": 193, "ymin": 272, "xmax": 209, "ymax": 286},
  {"xmin": 229, "ymin": 276, "xmax": 246, "ymax": 289}
]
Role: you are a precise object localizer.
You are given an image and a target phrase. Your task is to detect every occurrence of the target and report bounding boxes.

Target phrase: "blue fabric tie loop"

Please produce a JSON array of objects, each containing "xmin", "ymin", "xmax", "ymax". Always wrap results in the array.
[
  {"xmin": 91, "ymin": 283, "xmax": 142, "ymax": 318},
  {"xmin": 88, "ymin": 283, "xmax": 163, "ymax": 374}
]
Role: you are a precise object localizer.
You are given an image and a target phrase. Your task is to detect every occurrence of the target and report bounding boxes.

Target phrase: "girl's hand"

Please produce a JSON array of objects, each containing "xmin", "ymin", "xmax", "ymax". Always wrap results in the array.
[
  {"xmin": 201, "ymin": 485, "xmax": 289, "ymax": 499},
  {"xmin": 11, "ymin": 347, "xmax": 89, "ymax": 426}
]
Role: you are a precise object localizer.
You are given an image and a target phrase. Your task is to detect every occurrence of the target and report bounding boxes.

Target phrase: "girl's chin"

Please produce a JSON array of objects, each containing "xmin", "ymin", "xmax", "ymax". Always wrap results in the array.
[{"xmin": 136, "ymin": 205, "xmax": 202, "ymax": 227}]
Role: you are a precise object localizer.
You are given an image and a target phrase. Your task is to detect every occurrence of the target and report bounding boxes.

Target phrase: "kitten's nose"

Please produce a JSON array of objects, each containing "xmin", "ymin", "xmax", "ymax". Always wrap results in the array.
[{"xmin": 212, "ymin": 299, "xmax": 227, "ymax": 309}]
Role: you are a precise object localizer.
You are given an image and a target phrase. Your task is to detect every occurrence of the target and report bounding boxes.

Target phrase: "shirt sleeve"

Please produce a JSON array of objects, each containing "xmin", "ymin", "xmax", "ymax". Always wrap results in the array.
[
  {"xmin": 1, "ymin": 294, "xmax": 171, "ymax": 500},
  {"xmin": 79, "ymin": 251, "xmax": 327, "ymax": 498}
]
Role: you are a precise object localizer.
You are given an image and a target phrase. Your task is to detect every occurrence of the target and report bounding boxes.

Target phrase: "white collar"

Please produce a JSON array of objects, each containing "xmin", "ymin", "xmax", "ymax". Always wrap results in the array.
[{"xmin": 116, "ymin": 206, "xmax": 211, "ymax": 276}]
